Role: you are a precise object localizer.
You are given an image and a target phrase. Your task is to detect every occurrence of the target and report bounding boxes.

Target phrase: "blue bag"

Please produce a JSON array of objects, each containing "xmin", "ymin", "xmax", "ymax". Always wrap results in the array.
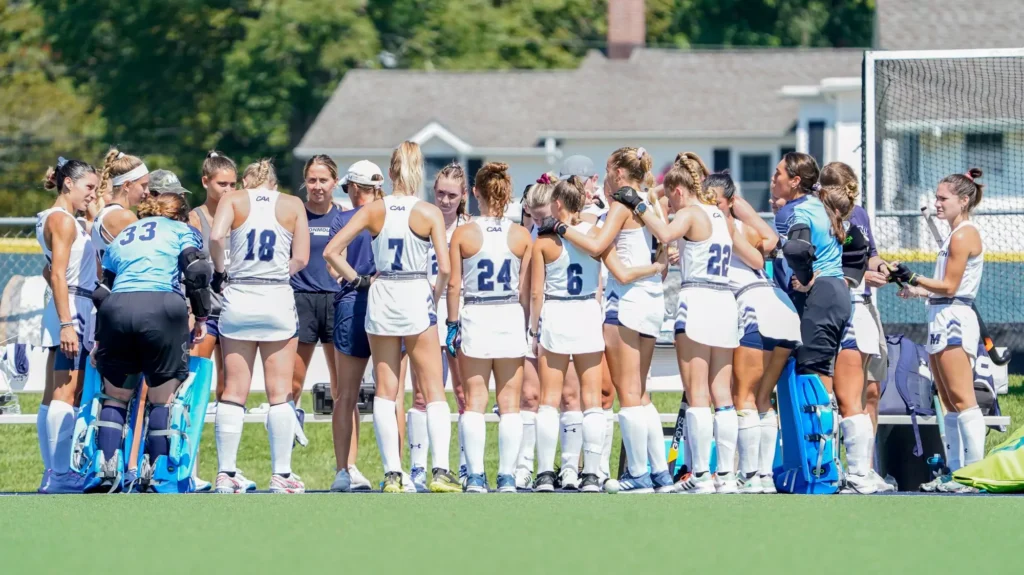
[
  {"xmin": 773, "ymin": 358, "xmax": 840, "ymax": 494},
  {"xmin": 878, "ymin": 334, "xmax": 935, "ymax": 457}
]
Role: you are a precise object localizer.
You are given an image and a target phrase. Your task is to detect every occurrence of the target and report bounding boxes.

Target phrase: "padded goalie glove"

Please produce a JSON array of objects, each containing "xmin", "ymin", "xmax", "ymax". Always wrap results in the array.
[
  {"xmin": 841, "ymin": 225, "xmax": 870, "ymax": 287},
  {"xmin": 782, "ymin": 223, "xmax": 816, "ymax": 286},
  {"xmin": 535, "ymin": 216, "xmax": 567, "ymax": 237},
  {"xmin": 611, "ymin": 186, "xmax": 644, "ymax": 212}
]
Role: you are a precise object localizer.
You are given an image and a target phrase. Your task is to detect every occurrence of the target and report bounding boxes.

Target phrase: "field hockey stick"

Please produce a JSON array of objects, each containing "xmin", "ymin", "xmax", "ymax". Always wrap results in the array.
[
  {"xmin": 919, "ymin": 207, "xmax": 1011, "ymax": 365},
  {"xmin": 122, "ymin": 380, "xmax": 149, "ymax": 491},
  {"xmin": 666, "ymin": 399, "xmax": 688, "ymax": 481}
]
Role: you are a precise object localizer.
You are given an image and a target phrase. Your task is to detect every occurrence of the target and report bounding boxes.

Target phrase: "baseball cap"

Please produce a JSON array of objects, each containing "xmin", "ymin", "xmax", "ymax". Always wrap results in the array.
[
  {"xmin": 340, "ymin": 160, "xmax": 385, "ymax": 188},
  {"xmin": 149, "ymin": 169, "xmax": 191, "ymax": 195},
  {"xmin": 559, "ymin": 155, "xmax": 597, "ymax": 179}
]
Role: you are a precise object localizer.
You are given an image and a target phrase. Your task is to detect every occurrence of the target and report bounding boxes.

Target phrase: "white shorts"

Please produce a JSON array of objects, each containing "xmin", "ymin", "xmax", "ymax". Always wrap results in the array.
[
  {"xmin": 220, "ymin": 283, "xmax": 297, "ymax": 341},
  {"xmin": 604, "ymin": 278, "xmax": 664, "ymax": 338},
  {"xmin": 674, "ymin": 283, "xmax": 739, "ymax": 349},
  {"xmin": 366, "ymin": 274, "xmax": 435, "ymax": 337},
  {"xmin": 42, "ymin": 291, "xmax": 95, "ymax": 351},
  {"xmin": 841, "ymin": 300, "xmax": 881, "ymax": 356},
  {"xmin": 926, "ymin": 301, "xmax": 980, "ymax": 358},
  {"xmin": 461, "ymin": 298, "xmax": 526, "ymax": 359},
  {"xmin": 736, "ymin": 283, "xmax": 802, "ymax": 346},
  {"xmin": 540, "ymin": 296, "xmax": 604, "ymax": 356}
]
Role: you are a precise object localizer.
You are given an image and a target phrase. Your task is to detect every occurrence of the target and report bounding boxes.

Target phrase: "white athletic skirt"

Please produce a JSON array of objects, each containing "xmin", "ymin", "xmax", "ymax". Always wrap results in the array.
[
  {"xmin": 540, "ymin": 296, "xmax": 604, "ymax": 356},
  {"xmin": 840, "ymin": 300, "xmax": 881, "ymax": 356},
  {"xmin": 926, "ymin": 301, "xmax": 980, "ymax": 358},
  {"xmin": 604, "ymin": 278, "xmax": 664, "ymax": 338},
  {"xmin": 41, "ymin": 291, "xmax": 95, "ymax": 350},
  {"xmin": 736, "ymin": 282, "xmax": 802, "ymax": 346},
  {"xmin": 461, "ymin": 298, "xmax": 526, "ymax": 359},
  {"xmin": 220, "ymin": 283, "xmax": 297, "ymax": 341},
  {"xmin": 365, "ymin": 275, "xmax": 435, "ymax": 337},
  {"xmin": 675, "ymin": 282, "xmax": 739, "ymax": 349}
]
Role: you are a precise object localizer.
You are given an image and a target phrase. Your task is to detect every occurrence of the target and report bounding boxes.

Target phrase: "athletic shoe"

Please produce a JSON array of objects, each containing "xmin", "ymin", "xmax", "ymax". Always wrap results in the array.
[
  {"xmin": 330, "ymin": 468, "xmax": 352, "ymax": 492},
  {"xmin": 737, "ymin": 472, "xmax": 763, "ymax": 494},
  {"xmin": 43, "ymin": 470, "xmax": 86, "ymax": 494},
  {"xmin": 382, "ymin": 471, "xmax": 403, "ymax": 493},
  {"xmin": 458, "ymin": 464, "xmax": 469, "ymax": 488},
  {"xmin": 839, "ymin": 473, "xmax": 878, "ymax": 494},
  {"xmin": 579, "ymin": 473, "xmax": 602, "ymax": 493},
  {"xmin": 559, "ymin": 467, "xmax": 580, "ymax": 491},
  {"xmin": 677, "ymin": 471, "xmax": 716, "ymax": 494},
  {"xmin": 402, "ymin": 471, "xmax": 416, "ymax": 493},
  {"xmin": 617, "ymin": 471, "xmax": 655, "ymax": 494},
  {"xmin": 759, "ymin": 473, "xmax": 777, "ymax": 494},
  {"xmin": 533, "ymin": 471, "xmax": 557, "ymax": 493},
  {"xmin": 465, "ymin": 473, "xmax": 488, "ymax": 493},
  {"xmin": 429, "ymin": 468, "xmax": 462, "ymax": 493},
  {"xmin": 348, "ymin": 466, "xmax": 372, "ymax": 492},
  {"xmin": 514, "ymin": 466, "xmax": 533, "ymax": 490},
  {"xmin": 410, "ymin": 467, "xmax": 429, "ymax": 493},
  {"xmin": 193, "ymin": 476, "xmax": 213, "ymax": 493},
  {"xmin": 714, "ymin": 472, "xmax": 739, "ymax": 494},
  {"xmin": 868, "ymin": 470, "xmax": 896, "ymax": 493},
  {"xmin": 919, "ymin": 474, "xmax": 946, "ymax": 492},
  {"xmin": 496, "ymin": 474, "xmax": 517, "ymax": 493},
  {"xmin": 215, "ymin": 471, "xmax": 256, "ymax": 494},
  {"xmin": 936, "ymin": 476, "xmax": 978, "ymax": 494},
  {"xmin": 37, "ymin": 469, "xmax": 52, "ymax": 493},
  {"xmin": 269, "ymin": 473, "xmax": 305, "ymax": 494},
  {"xmin": 651, "ymin": 470, "xmax": 675, "ymax": 493}
]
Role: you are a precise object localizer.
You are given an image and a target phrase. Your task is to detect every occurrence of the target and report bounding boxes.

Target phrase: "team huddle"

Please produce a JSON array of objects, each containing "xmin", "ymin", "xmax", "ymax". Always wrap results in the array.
[{"xmin": 33, "ymin": 141, "xmax": 989, "ymax": 494}]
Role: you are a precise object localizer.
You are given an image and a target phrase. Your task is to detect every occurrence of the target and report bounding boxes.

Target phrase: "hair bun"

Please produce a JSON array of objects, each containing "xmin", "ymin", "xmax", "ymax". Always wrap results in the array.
[
  {"xmin": 207, "ymin": 151, "xmax": 219, "ymax": 159},
  {"xmin": 967, "ymin": 167, "xmax": 983, "ymax": 180}
]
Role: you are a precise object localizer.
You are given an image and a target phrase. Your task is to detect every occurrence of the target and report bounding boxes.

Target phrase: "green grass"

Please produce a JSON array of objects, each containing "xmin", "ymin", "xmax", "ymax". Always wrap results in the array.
[
  {"xmin": 5, "ymin": 494, "xmax": 1024, "ymax": 573},
  {"xmin": 2, "ymin": 377, "xmax": 1022, "ymax": 492}
]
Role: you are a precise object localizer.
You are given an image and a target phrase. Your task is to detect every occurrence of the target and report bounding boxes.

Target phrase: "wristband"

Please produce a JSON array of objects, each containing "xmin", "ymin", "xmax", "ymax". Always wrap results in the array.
[
  {"xmin": 194, "ymin": 317, "xmax": 208, "ymax": 324},
  {"xmin": 60, "ymin": 321, "xmax": 76, "ymax": 328}
]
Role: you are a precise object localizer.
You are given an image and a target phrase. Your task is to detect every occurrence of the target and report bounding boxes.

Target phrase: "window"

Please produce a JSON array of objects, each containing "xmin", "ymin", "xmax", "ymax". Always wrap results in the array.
[
  {"xmin": 780, "ymin": 146, "xmax": 796, "ymax": 158},
  {"xmin": 808, "ymin": 120, "xmax": 826, "ymax": 166},
  {"xmin": 466, "ymin": 158, "xmax": 483, "ymax": 216},
  {"xmin": 740, "ymin": 154, "xmax": 772, "ymax": 212},
  {"xmin": 424, "ymin": 157, "xmax": 456, "ymax": 203},
  {"xmin": 713, "ymin": 148, "xmax": 730, "ymax": 172},
  {"xmin": 965, "ymin": 133, "xmax": 1003, "ymax": 174}
]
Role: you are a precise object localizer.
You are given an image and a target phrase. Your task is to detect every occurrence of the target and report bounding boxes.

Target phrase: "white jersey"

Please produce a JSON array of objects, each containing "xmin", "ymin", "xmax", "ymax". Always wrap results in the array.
[
  {"xmin": 930, "ymin": 220, "xmax": 983, "ymax": 301},
  {"xmin": 428, "ymin": 215, "xmax": 467, "ymax": 294},
  {"xmin": 227, "ymin": 188, "xmax": 293, "ymax": 283},
  {"xmin": 545, "ymin": 221, "xmax": 599, "ymax": 299},
  {"xmin": 727, "ymin": 220, "xmax": 768, "ymax": 291},
  {"xmin": 463, "ymin": 217, "xmax": 520, "ymax": 302},
  {"xmin": 372, "ymin": 195, "xmax": 431, "ymax": 277},
  {"xmin": 611, "ymin": 213, "xmax": 657, "ymax": 290},
  {"xmin": 91, "ymin": 203, "xmax": 124, "ymax": 258},
  {"xmin": 36, "ymin": 207, "xmax": 98, "ymax": 294},
  {"xmin": 679, "ymin": 203, "xmax": 732, "ymax": 285}
]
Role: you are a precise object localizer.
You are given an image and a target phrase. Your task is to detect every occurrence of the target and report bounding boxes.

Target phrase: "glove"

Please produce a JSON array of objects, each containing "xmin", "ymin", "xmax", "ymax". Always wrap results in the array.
[
  {"xmin": 445, "ymin": 320, "xmax": 461, "ymax": 357},
  {"xmin": 612, "ymin": 186, "xmax": 644, "ymax": 211},
  {"xmin": 887, "ymin": 262, "xmax": 919, "ymax": 286},
  {"xmin": 211, "ymin": 270, "xmax": 227, "ymax": 294},
  {"xmin": 535, "ymin": 216, "xmax": 567, "ymax": 237},
  {"xmin": 350, "ymin": 274, "xmax": 373, "ymax": 290}
]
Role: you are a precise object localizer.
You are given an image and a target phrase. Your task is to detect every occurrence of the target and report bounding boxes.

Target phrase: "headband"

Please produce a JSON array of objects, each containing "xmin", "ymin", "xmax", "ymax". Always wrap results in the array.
[
  {"xmin": 964, "ymin": 171, "xmax": 975, "ymax": 182},
  {"xmin": 112, "ymin": 163, "xmax": 149, "ymax": 187},
  {"xmin": 637, "ymin": 147, "xmax": 647, "ymax": 160}
]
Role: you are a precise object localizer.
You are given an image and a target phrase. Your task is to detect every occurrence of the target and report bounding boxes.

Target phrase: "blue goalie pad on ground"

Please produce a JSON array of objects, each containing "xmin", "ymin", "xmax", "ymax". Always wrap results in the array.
[
  {"xmin": 773, "ymin": 358, "xmax": 841, "ymax": 494},
  {"xmin": 71, "ymin": 363, "xmax": 127, "ymax": 492},
  {"xmin": 145, "ymin": 356, "xmax": 214, "ymax": 493}
]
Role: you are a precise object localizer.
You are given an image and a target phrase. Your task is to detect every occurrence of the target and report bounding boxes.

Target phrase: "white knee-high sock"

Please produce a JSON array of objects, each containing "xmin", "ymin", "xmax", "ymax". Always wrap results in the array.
[
  {"xmin": 714, "ymin": 407, "xmax": 738, "ymax": 475},
  {"xmin": 407, "ymin": 408, "xmax": 429, "ymax": 471},
  {"xmin": 425, "ymin": 401, "xmax": 452, "ymax": 471},
  {"xmin": 267, "ymin": 403, "xmax": 295, "ymax": 475},
  {"xmin": 618, "ymin": 406, "xmax": 649, "ymax": 477},
  {"xmin": 516, "ymin": 409, "xmax": 537, "ymax": 474},
  {"xmin": 498, "ymin": 412, "xmax": 523, "ymax": 476},
  {"xmin": 536, "ymin": 405, "xmax": 559, "ymax": 474},
  {"xmin": 215, "ymin": 402, "xmax": 244, "ymax": 473},
  {"xmin": 373, "ymin": 397, "xmax": 402, "ymax": 473},
  {"xmin": 943, "ymin": 412, "xmax": 962, "ymax": 471},
  {"xmin": 958, "ymin": 406, "xmax": 985, "ymax": 467},
  {"xmin": 840, "ymin": 414, "xmax": 871, "ymax": 476},
  {"xmin": 46, "ymin": 400, "xmax": 75, "ymax": 474},
  {"xmin": 560, "ymin": 410, "xmax": 584, "ymax": 472},
  {"xmin": 686, "ymin": 407, "xmax": 713, "ymax": 475},
  {"xmin": 737, "ymin": 409, "xmax": 759, "ymax": 476},
  {"xmin": 462, "ymin": 411, "xmax": 486, "ymax": 476},
  {"xmin": 600, "ymin": 409, "xmax": 615, "ymax": 479},
  {"xmin": 758, "ymin": 409, "xmax": 778, "ymax": 476},
  {"xmin": 458, "ymin": 415, "xmax": 467, "ymax": 469},
  {"xmin": 37, "ymin": 404, "xmax": 51, "ymax": 471},
  {"xmin": 582, "ymin": 408, "xmax": 606, "ymax": 476},
  {"xmin": 644, "ymin": 402, "xmax": 669, "ymax": 474}
]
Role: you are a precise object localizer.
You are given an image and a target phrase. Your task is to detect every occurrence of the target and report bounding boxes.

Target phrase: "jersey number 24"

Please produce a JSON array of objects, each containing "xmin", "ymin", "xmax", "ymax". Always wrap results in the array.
[{"xmin": 478, "ymin": 258, "xmax": 512, "ymax": 292}]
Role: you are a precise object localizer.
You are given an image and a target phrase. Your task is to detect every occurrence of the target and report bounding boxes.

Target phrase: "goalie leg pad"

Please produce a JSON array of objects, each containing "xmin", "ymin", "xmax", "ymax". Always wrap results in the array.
[
  {"xmin": 72, "ymin": 363, "xmax": 129, "ymax": 492},
  {"xmin": 773, "ymin": 358, "xmax": 841, "ymax": 494},
  {"xmin": 147, "ymin": 357, "xmax": 214, "ymax": 493}
]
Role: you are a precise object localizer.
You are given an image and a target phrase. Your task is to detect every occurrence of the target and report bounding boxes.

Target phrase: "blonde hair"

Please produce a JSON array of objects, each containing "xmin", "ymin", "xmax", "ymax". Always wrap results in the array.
[
  {"xmin": 242, "ymin": 158, "xmax": 277, "ymax": 189},
  {"xmin": 389, "ymin": 141, "xmax": 423, "ymax": 196},
  {"xmin": 608, "ymin": 146, "xmax": 655, "ymax": 190},
  {"xmin": 99, "ymin": 147, "xmax": 144, "ymax": 198},
  {"xmin": 435, "ymin": 161, "xmax": 468, "ymax": 217},
  {"xmin": 818, "ymin": 161, "xmax": 860, "ymax": 241},
  {"xmin": 474, "ymin": 162, "xmax": 513, "ymax": 217},
  {"xmin": 137, "ymin": 193, "xmax": 190, "ymax": 222},
  {"xmin": 525, "ymin": 172, "xmax": 558, "ymax": 210},
  {"xmin": 551, "ymin": 175, "xmax": 586, "ymax": 214}
]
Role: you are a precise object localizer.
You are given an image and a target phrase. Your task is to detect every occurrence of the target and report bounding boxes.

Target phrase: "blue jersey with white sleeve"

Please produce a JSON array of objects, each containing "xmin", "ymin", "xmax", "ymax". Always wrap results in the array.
[
  {"xmin": 790, "ymin": 195, "xmax": 843, "ymax": 279},
  {"xmin": 103, "ymin": 217, "xmax": 202, "ymax": 295}
]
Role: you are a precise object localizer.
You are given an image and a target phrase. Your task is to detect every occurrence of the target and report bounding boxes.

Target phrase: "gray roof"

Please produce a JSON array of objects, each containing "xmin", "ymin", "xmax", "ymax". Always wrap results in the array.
[
  {"xmin": 876, "ymin": 0, "xmax": 1024, "ymax": 51},
  {"xmin": 297, "ymin": 48, "xmax": 864, "ymax": 154}
]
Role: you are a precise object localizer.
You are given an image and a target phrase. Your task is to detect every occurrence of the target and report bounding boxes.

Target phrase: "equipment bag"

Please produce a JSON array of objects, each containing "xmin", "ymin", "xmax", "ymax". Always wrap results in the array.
[
  {"xmin": 972, "ymin": 343, "xmax": 1005, "ymax": 431},
  {"xmin": 878, "ymin": 334, "xmax": 935, "ymax": 457},
  {"xmin": 953, "ymin": 424, "xmax": 1024, "ymax": 493},
  {"xmin": 773, "ymin": 358, "xmax": 840, "ymax": 494}
]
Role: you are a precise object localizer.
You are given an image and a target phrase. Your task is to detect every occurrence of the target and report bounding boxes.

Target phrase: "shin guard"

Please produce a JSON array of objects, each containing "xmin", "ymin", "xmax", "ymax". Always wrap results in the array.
[{"xmin": 72, "ymin": 363, "xmax": 127, "ymax": 492}]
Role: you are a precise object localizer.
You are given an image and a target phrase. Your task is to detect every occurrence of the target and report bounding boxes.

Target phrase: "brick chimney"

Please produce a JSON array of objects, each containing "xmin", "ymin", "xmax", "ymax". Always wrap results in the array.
[{"xmin": 607, "ymin": 0, "xmax": 645, "ymax": 59}]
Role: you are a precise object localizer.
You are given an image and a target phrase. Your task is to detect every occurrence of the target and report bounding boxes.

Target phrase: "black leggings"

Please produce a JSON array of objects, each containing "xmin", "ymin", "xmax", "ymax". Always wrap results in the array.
[{"xmin": 792, "ymin": 276, "xmax": 851, "ymax": 377}]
